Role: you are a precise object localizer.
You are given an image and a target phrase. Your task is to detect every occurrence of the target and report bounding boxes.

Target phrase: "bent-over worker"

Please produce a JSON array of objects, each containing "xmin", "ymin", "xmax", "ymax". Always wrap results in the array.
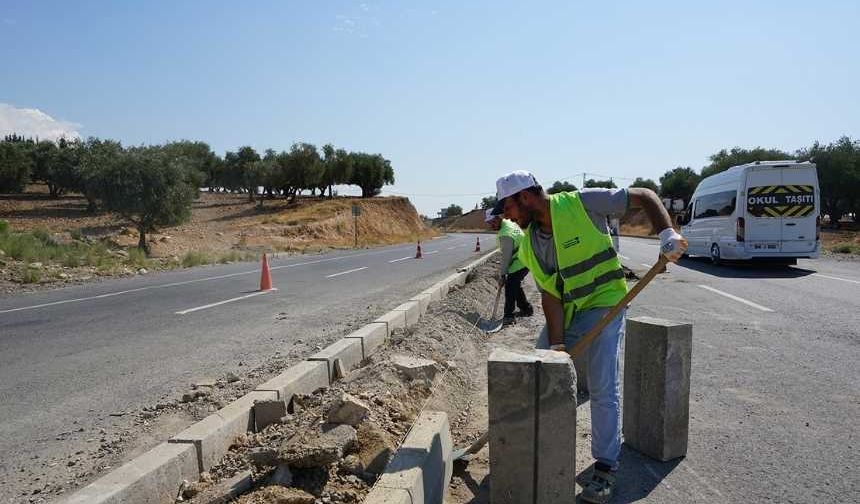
[
  {"xmin": 491, "ymin": 170, "xmax": 687, "ymax": 504},
  {"xmin": 484, "ymin": 209, "xmax": 533, "ymax": 325}
]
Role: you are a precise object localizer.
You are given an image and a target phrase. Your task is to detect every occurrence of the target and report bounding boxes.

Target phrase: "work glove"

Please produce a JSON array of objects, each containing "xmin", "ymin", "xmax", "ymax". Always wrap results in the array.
[
  {"xmin": 658, "ymin": 228, "xmax": 688, "ymax": 262},
  {"xmin": 497, "ymin": 274, "xmax": 506, "ymax": 287},
  {"xmin": 549, "ymin": 343, "xmax": 567, "ymax": 352}
]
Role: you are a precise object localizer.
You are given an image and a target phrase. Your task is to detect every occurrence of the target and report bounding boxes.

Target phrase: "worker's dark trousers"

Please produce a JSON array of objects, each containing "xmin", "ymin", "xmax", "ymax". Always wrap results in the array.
[{"xmin": 504, "ymin": 268, "xmax": 532, "ymax": 317}]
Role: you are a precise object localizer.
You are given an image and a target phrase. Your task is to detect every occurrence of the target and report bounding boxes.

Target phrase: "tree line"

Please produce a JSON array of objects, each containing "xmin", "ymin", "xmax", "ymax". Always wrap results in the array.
[
  {"xmin": 469, "ymin": 136, "xmax": 858, "ymax": 224},
  {"xmin": 0, "ymin": 135, "xmax": 396, "ymax": 252},
  {"xmin": 659, "ymin": 137, "xmax": 859, "ymax": 224}
]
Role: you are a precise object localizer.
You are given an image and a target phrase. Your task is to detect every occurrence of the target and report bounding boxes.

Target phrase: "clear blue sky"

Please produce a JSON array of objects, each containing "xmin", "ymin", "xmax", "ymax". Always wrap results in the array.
[{"xmin": 2, "ymin": 0, "xmax": 858, "ymax": 215}]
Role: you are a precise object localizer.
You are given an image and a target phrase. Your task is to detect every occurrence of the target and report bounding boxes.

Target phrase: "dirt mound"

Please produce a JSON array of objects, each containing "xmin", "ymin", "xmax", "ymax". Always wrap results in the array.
[
  {"xmin": 0, "ymin": 187, "xmax": 437, "ymax": 291},
  {"xmin": 0, "ymin": 186, "xmax": 434, "ymax": 256},
  {"xmin": 185, "ymin": 262, "xmax": 504, "ymax": 503},
  {"xmin": 194, "ymin": 259, "xmax": 614, "ymax": 503},
  {"xmin": 240, "ymin": 197, "xmax": 434, "ymax": 252},
  {"xmin": 620, "ymin": 208, "xmax": 655, "ymax": 236},
  {"xmin": 434, "ymin": 208, "xmax": 486, "ymax": 232}
]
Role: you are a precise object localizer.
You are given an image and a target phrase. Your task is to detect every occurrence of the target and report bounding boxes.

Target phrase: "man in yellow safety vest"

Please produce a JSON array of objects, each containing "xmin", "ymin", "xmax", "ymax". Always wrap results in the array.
[
  {"xmin": 491, "ymin": 170, "xmax": 687, "ymax": 503},
  {"xmin": 484, "ymin": 209, "xmax": 533, "ymax": 325}
]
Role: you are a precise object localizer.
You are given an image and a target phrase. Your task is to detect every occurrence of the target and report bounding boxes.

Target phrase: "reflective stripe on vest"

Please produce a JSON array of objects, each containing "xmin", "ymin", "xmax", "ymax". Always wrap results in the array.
[
  {"xmin": 517, "ymin": 191, "xmax": 627, "ymax": 326},
  {"xmin": 498, "ymin": 218, "xmax": 526, "ymax": 273},
  {"xmin": 562, "ymin": 268, "xmax": 626, "ymax": 303}
]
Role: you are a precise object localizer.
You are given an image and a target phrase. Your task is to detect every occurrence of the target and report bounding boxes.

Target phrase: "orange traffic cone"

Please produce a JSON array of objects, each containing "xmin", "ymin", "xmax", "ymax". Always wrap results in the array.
[
  {"xmin": 259, "ymin": 253, "xmax": 273, "ymax": 291},
  {"xmin": 415, "ymin": 240, "xmax": 423, "ymax": 259},
  {"xmin": 475, "ymin": 236, "xmax": 481, "ymax": 253}
]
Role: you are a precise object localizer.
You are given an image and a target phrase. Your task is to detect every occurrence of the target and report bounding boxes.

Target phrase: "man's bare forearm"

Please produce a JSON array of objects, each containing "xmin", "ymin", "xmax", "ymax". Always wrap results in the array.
[
  {"xmin": 628, "ymin": 187, "xmax": 673, "ymax": 232},
  {"xmin": 541, "ymin": 291, "xmax": 566, "ymax": 346}
]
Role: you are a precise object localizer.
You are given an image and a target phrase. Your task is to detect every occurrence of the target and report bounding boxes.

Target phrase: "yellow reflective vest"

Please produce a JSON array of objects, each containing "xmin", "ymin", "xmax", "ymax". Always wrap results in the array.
[
  {"xmin": 498, "ymin": 218, "xmax": 526, "ymax": 274},
  {"xmin": 517, "ymin": 191, "xmax": 627, "ymax": 327}
]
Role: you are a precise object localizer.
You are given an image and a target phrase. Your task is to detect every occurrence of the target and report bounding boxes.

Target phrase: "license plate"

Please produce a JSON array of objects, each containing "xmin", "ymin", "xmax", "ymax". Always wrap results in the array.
[{"xmin": 751, "ymin": 242, "xmax": 780, "ymax": 250}]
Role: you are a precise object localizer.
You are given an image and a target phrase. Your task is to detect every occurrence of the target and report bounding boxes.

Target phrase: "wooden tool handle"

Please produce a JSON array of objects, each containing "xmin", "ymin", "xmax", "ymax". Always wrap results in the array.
[
  {"xmin": 568, "ymin": 255, "xmax": 669, "ymax": 358},
  {"xmin": 490, "ymin": 282, "xmax": 504, "ymax": 320}
]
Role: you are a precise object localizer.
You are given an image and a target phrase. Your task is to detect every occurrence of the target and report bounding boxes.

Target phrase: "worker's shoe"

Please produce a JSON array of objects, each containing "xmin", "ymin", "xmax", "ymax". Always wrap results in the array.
[
  {"xmin": 502, "ymin": 316, "xmax": 517, "ymax": 326},
  {"xmin": 515, "ymin": 307, "xmax": 534, "ymax": 317},
  {"xmin": 580, "ymin": 466, "xmax": 616, "ymax": 504}
]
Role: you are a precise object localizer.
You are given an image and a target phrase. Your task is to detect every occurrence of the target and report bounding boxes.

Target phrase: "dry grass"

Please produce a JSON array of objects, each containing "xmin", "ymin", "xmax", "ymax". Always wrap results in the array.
[
  {"xmin": 0, "ymin": 187, "xmax": 438, "ymax": 289},
  {"xmin": 240, "ymin": 197, "xmax": 438, "ymax": 251},
  {"xmin": 821, "ymin": 228, "xmax": 860, "ymax": 254}
]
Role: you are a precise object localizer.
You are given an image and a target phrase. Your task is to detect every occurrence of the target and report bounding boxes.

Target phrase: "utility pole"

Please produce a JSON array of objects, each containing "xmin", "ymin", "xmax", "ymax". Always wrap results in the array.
[{"xmin": 582, "ymin": 172, "xmax": 587, "ymax": 189}]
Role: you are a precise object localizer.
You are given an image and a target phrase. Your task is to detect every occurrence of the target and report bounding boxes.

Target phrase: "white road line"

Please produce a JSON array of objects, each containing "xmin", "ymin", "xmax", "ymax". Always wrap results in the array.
[
  {"xmin": 424, "ymin": 250, "xmax": 439, "ymax": 255},
  {"xmin": 641, "ymin": 263, "xmax": 653, "ymax": 268},
  {"xmin": 0, "ymin": 245, "xmax": 420, "ymax": 315},
  {"xmin": 697, "ymin": 285, "xmax": 774, "ymax": 312},
  {"xmin": 0, "ymin": 269, "xmax": 259, "ymax": 315},
  {"xmin": 175, "ymin": 289, "xmax": 275, "ymax": 315},
  {"xmin": 325, "ymin": 267, "xmax": 368, "ymax": 278},
  {"xmin": 812, "ymin": 273, "xmax": 860, "ymax": 285},
  {"xmin": 619, "ymin": 254, "xmax": 630, "ymax": 260},
  {"xmin": 446, "ymin": 246, "xmax": 458, "ymax": 250},
  {"xmin": 388, "ymin": 256, "xmax": 412, "ymax": 263}
]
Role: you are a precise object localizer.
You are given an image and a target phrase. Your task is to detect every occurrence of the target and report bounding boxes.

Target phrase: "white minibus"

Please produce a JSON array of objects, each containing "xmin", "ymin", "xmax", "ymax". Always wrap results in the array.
[{"xmin": 678, "ymin": 161, "xmax": 820, "ymax": 264}]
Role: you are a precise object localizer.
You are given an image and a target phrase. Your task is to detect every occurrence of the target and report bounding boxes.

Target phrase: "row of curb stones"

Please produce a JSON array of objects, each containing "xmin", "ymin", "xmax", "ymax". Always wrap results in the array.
[
  {"xmin": 60, "ymin": 249, "xmax": 498, "ymax": 504},
  {"xmin": 362, "ymin": 250, "xmax": 498, "ymax": 504}
]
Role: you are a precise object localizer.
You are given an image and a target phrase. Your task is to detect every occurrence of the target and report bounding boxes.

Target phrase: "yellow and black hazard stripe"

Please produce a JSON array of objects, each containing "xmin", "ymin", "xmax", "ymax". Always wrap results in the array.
[
  {"xmin": 748, "ymin": 184, "xmax": 813, "ymax": 195},
  {"xmin": 747, "ymin": 185, "xmax": 815, "ymax": 217},
  {"xmin": 759, "ymin": 205, "xmax": 815, "ymax": 217}
]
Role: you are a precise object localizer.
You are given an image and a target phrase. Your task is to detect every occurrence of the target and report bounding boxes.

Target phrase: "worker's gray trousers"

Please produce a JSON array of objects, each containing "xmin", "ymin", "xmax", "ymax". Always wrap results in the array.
[{"xmin": 536, "ymin": 307, "xmax": 626, "ymax": 470}]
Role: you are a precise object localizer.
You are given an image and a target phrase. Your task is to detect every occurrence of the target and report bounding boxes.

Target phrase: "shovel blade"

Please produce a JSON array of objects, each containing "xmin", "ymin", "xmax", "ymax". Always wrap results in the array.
[{"xmin": 479, "ymin": 318, "xmax": 503, "ymax": 333}]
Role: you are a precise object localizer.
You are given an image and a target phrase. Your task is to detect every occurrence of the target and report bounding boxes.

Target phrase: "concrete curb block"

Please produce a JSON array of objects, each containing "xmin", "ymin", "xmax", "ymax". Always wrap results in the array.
[
  {"xmin": 443, "ymin": 271, "xmax": 468, "ymax": 289},
  {"xmin": 458, "ymin": 249, "xmax": 500, "ymax": 273},
  {"xmin": 169, "ymin": 390, "xmax": 277, "ymax": 472},
  {"xmin": 309, "ymin": 338, "xmax": 365, "ymax": 383},
  {"xmin": 432, "ymin": 278, "xmax": 450, "ymax": 299},
  {"xmin": 345, "ymin": 322, "xmax": 388, "ymax": 359},
  {"xmin": 375, "ymin": 309, "xmax": 407, "ymax": 333},
  {"xmin": 64, "ymin": 251, "xmax": 496, "ymax": 504},
  {"xmin": 408, "ymin": 293, "xmax": 432, "ymax": 316},
  {"xmin": 364, "ymin": 411, "xmax": 453, "ymax": 504},
  {"xmin": 60, "ymin": 442, "xmax": 198, "ymax": 504},
  {"xmin": 393, "ymin": 301, "xmax": 422, "ymax": 328},
  {"xmin": 419, "ymin": 285, "xmax": 443, "ymax": 302},
  {"xmin": 255, "ymin": 360, "xmax": 330, "ymax": 401}
]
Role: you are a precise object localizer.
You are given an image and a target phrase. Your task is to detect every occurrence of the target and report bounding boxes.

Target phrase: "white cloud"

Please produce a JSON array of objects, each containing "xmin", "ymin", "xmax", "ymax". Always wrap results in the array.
[{"xmin": 0, "ymin": 103, "xmax": 81, "ymax": 142}]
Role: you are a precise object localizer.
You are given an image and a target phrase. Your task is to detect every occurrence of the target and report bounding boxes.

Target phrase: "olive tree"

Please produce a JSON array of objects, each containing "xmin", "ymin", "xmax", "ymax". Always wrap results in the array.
[{"xmin": 97, "ymin": 146, "xmax": 198, "ymax": 253}]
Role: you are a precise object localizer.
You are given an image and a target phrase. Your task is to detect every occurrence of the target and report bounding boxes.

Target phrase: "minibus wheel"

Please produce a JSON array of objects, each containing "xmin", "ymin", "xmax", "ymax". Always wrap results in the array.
[{"xmin": 710, "ymin": 243, "xmax": 722, "ymax": 265}]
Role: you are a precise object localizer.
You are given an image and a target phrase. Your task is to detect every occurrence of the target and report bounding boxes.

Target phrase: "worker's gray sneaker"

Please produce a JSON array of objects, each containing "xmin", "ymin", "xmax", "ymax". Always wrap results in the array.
[{"xmin": 580, "ymin": 468, "xmax": 616, "ymax": 504}]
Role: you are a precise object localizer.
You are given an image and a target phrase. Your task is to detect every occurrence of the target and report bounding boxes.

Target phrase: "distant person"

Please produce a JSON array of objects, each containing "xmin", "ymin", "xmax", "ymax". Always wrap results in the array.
[
  {"xmin": 484, "ymin": 209, "xmax": 533, "ymax": 325},
  {"xmin": 491, "ymin": 171, "xmax": 687, "ymax": 504}
]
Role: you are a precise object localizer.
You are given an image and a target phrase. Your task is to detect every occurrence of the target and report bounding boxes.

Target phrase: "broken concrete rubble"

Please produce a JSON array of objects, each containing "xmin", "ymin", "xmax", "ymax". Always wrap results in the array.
[
  {"xmin": 254, "ymin": 399, "xmax": 288, "ymax": 431},
  {"xmin": 327, "ymin": 393, "xmax": 371, "ymax": 426},
  {"xmin": 269, "ymin": 464, "xmax": 294, "ymax": 486},
  {"xmin": 356, "ymin": 422, "xmax": 396, "ymax": 475},
  {"xmin": 390, "ymin": 354, "xmax": 438, "ymax": 381},
  {"xmin": 277, "ymin": 424, "xmax": 358, "ymax": 468},
  {"xmin": 247, "ymin": 447, "xmax": 278, "ymax": 468}
]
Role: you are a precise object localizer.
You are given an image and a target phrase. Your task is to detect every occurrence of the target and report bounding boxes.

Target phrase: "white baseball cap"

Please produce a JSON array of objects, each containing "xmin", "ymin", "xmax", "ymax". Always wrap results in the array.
[
  {"xmin": 484, "ymin": 208, "xmax": 497, "ymax": 223},
  {"xmin": 491, "ymin": 170, "xmax": 539, "ymax": 215}
]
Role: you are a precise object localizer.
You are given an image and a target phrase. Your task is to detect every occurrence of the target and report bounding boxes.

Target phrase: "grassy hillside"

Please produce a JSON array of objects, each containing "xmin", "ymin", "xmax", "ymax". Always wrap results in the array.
[{"xmin": 0, "ymin": 186, "xmax": 436, "ymax": 289}]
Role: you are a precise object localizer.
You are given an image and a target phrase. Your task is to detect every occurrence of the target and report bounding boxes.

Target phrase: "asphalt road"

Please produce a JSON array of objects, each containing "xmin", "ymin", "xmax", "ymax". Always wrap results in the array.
[
  {"xmin": 614, "ymin": 237, "xmax": 859, "ymax": 503},
  {"xmin": 0, "ymin": 232, "xmax": 495, "ymax": 499},
  {"xmin": 2, "ymin": 233, "xmax": 857, "ymax": 502}
]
